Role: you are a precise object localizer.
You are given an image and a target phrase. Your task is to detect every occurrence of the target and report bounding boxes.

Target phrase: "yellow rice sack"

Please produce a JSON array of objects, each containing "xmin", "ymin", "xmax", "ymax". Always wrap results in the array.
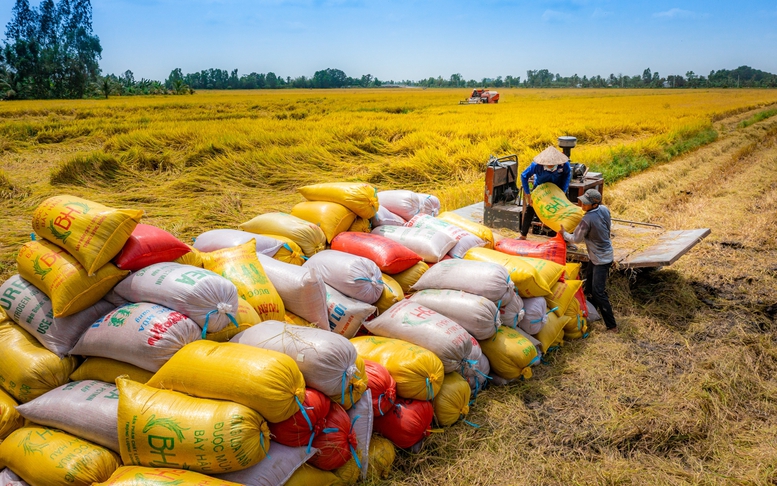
[
  {"xmin": 70, "ymin": 357, "xmax": 154, "ymax": 384},
  {"xmin": 298, "ymin": 182, "xmax": 379, "ymax": 219},
  {"xmin": 367, "ymin": 436, "xmax": 396, "ymax": 481},
  {"xmin": 95, "ymin": 466, "xmax": 243, "ymax": 486},
  {"xmin": 291, "ymin": 201, "xmax": 357, "ymax": 243},
  {"xmin": 17, "ymin": 239, "xmax": 128, "ymax": 317},
  {"xmin": 348, "ymin": 217, "xmax": 372, "ymax": 233},
  {"xmin": 549, "ymin": 280, "xmax": 583, "ymax": 317},
  {"xmin": 239, "ymin": 213, "xmax": 326, "ymax": 257},
  {"xmin": 117, "ymin": 378, "xmax": 270, "ymax": 474},
  {"xmin": 285, "ymin": 464, "xmax": 339, "ymax": 486},
  {"xmin": 464, "ymin": 247, "xmax": 561, "ymax": 298},
  {"xmin": 391, "ymin": 261, "xmax": 429, "ymax": 293},
  {"xmin": 333, "ymin": 452, "xmax": 363, "ymax": 486},
  {"xmin": 202, "ymin": 240, "xmax": 285, "ymax": 322},
  {"xmin": 174, "ymin": 245, "xmax": 203, "ymax": 267},
  {"xmin": 531, "ymin": 182, "xmax": 584, "ymax": 233},
  {"xmin": 284, "ymin": 311, "xmax": 317, "ymax": 327},
  {"xmin": 0, "ymin": 322, "xmax": 77, "ymax": 403},
  {"xmin": 31, "ymin": 195, "xmax": 143, "ymax": 276},
  {"xmin": 533, "ymin": 313, "xmax": 569, "ymax": 353},
  {"xmin": 436, "ymin": 212, "xmax": 494, "ymax": 249},
  {"xmin": 206, "ymin": 298, "xmax": 261, "ymax": 342},
  {"xmin": 262, "ymin": 234, "xmax": 306, "ymax": 265},
  {"xmin": 375, "ymin": 273, "xmax": 404, "ymax": 315},
  {"xmin": 329, "ymin": 355, "xmax": 368, "ymax": 411},
  {"xmin": 0, "ymin": 387, "xmax": 24, "ymax": 440},
  {"xmin": 351, "ymin": 336, "xmax": 444, "ymax": 401},
  {"xmin": 565, "ymin": 262, "xmax": 581, "ymax": 280},
  {"xmin": 433, "ymin": 373, "xmax": 471, "ymax": 426},
  {"xmin": 0, "ymin": 426, "xmax": 120, "ymax": 485},
  {"xmin": 479, "ymin": 326, "xmax": 539, "ymax": 380},
  {"xmin": 147, "ymin": 341, "xmax": 306, "ymax": 423}
]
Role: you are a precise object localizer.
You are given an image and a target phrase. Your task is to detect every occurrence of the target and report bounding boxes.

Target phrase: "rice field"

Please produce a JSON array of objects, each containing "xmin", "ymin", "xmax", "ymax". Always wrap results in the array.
[{"xmin": 2, "ymin": 88, "xmax": 777, "ymax": 485}]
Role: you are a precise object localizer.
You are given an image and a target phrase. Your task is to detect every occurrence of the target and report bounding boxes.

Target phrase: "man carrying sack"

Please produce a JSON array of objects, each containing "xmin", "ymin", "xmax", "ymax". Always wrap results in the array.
[
  {"xmin": 559, "ymin": 188, "xmax": 618, "ymax": 332},
  {"xmin": 519, "ymin": 146, "xmax": 572, "ymax": 239}
]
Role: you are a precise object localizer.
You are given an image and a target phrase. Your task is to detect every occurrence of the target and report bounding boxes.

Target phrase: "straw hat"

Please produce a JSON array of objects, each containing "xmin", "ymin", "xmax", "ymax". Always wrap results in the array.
[{"xmin": 533, "ymin": 146, "xmax": 570, "ymax": 166}]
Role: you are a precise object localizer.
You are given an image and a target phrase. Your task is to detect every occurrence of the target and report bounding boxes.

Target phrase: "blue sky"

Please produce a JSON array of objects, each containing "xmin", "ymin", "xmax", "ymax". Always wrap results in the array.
[{"xmin": 3, "ymin": 1, "xmax": 776, "ymax": 82}]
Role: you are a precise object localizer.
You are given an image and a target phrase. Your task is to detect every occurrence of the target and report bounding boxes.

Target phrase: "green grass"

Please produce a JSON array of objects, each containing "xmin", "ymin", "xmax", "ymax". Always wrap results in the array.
[{"xmin": 738, "ymin": 108, "xmax": 777, "ymax": 128}]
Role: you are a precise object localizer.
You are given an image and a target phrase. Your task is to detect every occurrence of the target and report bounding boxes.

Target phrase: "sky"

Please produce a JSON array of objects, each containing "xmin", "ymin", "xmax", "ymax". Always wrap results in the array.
[{"xmin": 3, "ymin": 0, "xmax": 777, "ymax": 82}]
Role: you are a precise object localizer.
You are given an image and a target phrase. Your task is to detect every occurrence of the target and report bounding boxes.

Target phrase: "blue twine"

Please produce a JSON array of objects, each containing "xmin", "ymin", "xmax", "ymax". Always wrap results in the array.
[
  {"xmin": 463, "ymin": 420, "xmax": 481, "ymax": 428},
  {"xmin": 547, "ymin": 306, "xmax": 559, "ymax": 315},
  {"xmin": 349, "ymin": 415, "xmax": 364, "ymax": 470},
  {"xmin": 201, "ymin": 308, "xmax": 239, "ymax": 339},
  {"xmin": 322, "ymin": 427, "xmax": 339, "ymax": 434},
  {"xmin": 425, "ymin": 378, "xmax": 435, "ymax": 401},
  {"xmin": 340, "ymin": 371, "xmax": 347, "ymax": 405},
  {"xmin": 377, "ymin": 393, "xmax": 387, "ymax": 416},
  {"xmin": 30, "ymin": 233, "xmax": 36, "ymax": 241},
  {"xmin": 260, "ymin": 432, "xmax": 271, "ymax": 459}
]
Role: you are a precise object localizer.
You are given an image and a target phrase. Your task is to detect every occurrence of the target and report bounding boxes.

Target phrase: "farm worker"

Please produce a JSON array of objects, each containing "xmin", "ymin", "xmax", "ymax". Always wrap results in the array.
[
  {"xmin": 559, "ymin": 189, "xmax": 618, "ymax": 332},
  {"xmin": 519, "ymin": 146, "xmax": 572, "ymax": 239}
]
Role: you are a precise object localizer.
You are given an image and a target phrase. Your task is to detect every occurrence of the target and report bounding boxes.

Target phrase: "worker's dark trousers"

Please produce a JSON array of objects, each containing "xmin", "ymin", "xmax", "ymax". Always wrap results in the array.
[
  {"xmin": 520, "ymin": 205, "xmax": 537, "ymax": 237},
  {"xmin": 584, "ymin": 262, "xmax": 618, "ymax": 330}
]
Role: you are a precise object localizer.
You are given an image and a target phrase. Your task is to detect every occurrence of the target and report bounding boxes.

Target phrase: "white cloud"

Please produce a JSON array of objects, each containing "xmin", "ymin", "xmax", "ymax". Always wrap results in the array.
[
  {"xmin": 542, "ymin": 9, "xmax": 572, "ymax": 22},
  {"xmin": 653, "ymin": 8, "xmax": 699, "ymax": 20}
]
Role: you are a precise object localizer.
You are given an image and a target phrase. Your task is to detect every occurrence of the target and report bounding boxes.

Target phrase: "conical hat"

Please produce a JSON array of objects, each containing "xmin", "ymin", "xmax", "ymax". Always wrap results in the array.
[{"xmin": 533, "ymin": 146, "xmax": 569, "ymax": 166}]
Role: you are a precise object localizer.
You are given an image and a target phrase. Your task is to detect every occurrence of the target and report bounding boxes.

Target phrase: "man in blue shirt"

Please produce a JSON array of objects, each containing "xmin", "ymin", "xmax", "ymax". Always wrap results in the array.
[
  {"xmin": 519, "ymin": 146, "xmax": 572, "ymax": 239},
  {"xmin": 560, "ymin": 189, "xmax": 618, "ymax": 332}
]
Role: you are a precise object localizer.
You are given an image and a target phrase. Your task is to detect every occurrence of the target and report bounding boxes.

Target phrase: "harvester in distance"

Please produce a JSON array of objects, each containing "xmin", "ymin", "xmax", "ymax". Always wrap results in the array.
[{"xmin": 460, "ymin": 89, "xmax": 499, "ymax": 104}]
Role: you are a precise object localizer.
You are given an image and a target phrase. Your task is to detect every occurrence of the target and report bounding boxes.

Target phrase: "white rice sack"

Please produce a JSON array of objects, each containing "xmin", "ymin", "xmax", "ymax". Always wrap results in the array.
[
  {"xmin": 14, "ymin": 380, "xmax": 119, "ymax": 452},
  {"xmin": 377, "ymin": 190, "xmax": 422, "ymax": 221},
  {"xmin": 70, "ymin": 303, "xmax": 202, "ymax": 372},
  {"xmin": 0, "ymin": 468, "xmax": 27, "ymax": 485},
  {"xmin": 232, "ymin": 321, "xmax": 358, "ymax": 398},
  {"xmin": 410, "ymin": 259, "xmax": 513, "ymax": 302},
  {"xmin": 405, "ymin": 214, "xmax": 485, "ymax": 259},
  {"xmin": 407, "ymin": 289, "xmax": 499, "ymax": 340},
  {"xmin": 499, "ymin": 289, "xmax": 526, "ymax": 330},
  {"xmin": 326, "ymin": 285, "xmax": 376, "ymax": 338},
  {"xmin": 109, "ymin": 262, "xmax": 239, "ymax": 333},
  {"xmin": 371, "ymin": 226, "xmax": 456, "ymax": 263},
  {"xmin": 256, "ymin": 253, "xmax": 329, "ymax": 329},
  {"xmin": 0, "ymin": 275, "xmax": 114, "ymax": 357},
  {"xmin": 417, "ymin": 193, "xmax": 440, "ymax": 216},
  {"xmin": 515, "ymin": 327, "xmax": 544, "ymax": 361},
  {"xmin": 489, "ymin": 374, "xmax": 514, "ymax": 386},
  {"xmin": 364, "ymin": 300, "xmax": 472, "ymax": 373},
  {"xmin": 304, "ymin": 250, "xmax": 384, "ymax": 304},
  {"xmin": 371, "ymin": 206, "xmax": 406, "ymax": 227},
  {"xmin": 518, "ymin": 297, "xmax": 548, "ymax": 335},
  {"xmin": 461, "ymin": 337, "xmax": 491, "ymax": 393},
  {"xmin": 587, "ymin": 300, "xmax": 602, "ymax": 322},
  {"xmin": 347, "ymin": 388, "xmax": 373, "ymax": 480},
  {"xmin": 215, "ymin": 444, "xmax": 316, "ymax": 486},
  {"xmin": 193, "ymin": 228, "xmax": 285, "ymax": 256}
]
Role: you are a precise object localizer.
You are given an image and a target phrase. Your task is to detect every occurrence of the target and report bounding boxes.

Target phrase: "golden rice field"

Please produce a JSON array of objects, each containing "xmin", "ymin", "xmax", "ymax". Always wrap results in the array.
[{"xmin": 2, "ymin": 88, "xmax": 777, "ymax": 485}]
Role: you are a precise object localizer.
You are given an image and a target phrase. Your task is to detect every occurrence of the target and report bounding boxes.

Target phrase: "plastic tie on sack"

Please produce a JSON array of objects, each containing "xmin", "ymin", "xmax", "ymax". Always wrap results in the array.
[
  {"xmin": 260, "ymin": 430, "xmax": 271, "ymax": 459},
  {"xmin": 425, "ymin": 378, "xmax": 435, "ymax": 401},
  {"xmin": 30, "ymin": 233, "xmax": 36, "ymax": 241},
  {"xmin": 201, "ymin": 303, "xmax": 238, "ymax": 339},
  {"xmin": 463, "ymin": 420, "xmax": 481, "ymax": 428},
  {"xmin": 349, "ymin": 414, "xmax": 364, "ymax": 470},
  {"xmin": 547, "ymin": 306, "xmax": 559, "ymax": 315}
]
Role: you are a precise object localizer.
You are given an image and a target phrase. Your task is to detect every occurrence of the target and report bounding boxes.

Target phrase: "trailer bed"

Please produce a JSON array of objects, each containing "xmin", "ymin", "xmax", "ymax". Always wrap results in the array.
[{"xmin": 450, "ymin": 202, "xmax": 710, "ymax": 269}]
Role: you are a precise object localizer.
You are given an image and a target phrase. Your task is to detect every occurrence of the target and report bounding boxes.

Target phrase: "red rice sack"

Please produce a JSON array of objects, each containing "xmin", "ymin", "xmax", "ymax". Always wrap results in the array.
[
  {"xmin": 309, "ymin": 403, "xmax": 356, "ymax": 471},
  {"xmin": 331, "ymin": 232, "xmax": 422, "ymax": 274},
  {"xmin": 494, "ymin": 231, "xmax": 567, "ymax": 266},
  {"xmin": 364, "ymin": 359, "xmax": 397, "ymax": 417},
  {"xmin": 371, "ymin": 206, "xmax": 406, "ymax": 227},
  {"xmin": 372, "ymin": 398, "xmax": 433, "ymax": 449},
  {"xmin": 269, "ymin": 388, "xmax": 331, "ymax": 448},
  {"xmin": 113, "ymin": 224, "xmax": 190, "ymax": 271},
  {"xmin": 304, "ymin": 250, "xmax": 384, "ymax": 304}
]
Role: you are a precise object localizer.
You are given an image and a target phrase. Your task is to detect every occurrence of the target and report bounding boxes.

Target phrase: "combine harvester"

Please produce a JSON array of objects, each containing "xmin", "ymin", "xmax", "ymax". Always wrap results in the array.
[
  {"xmin": 452, "ymin": 136, "xmax": 710, "ymax": 269},
  {"xmin": 459, "ymin": 89, "xmax": 499, "ymax": 104}
]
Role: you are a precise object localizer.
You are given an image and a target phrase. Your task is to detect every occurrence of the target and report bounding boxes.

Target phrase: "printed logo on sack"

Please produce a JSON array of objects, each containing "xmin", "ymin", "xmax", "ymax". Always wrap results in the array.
[
  {"xmin": 133, "ymin": 475, "xmax": 185, "ymax": 486},
  {"xmin": 108, "ymin": 304, "xmax": 140, "ymax": 328},
  {"xmin": 143, "ymin": 414, "xmax": 189, "ymax": 468},
  {"xmin": 32, "ymin": 254, "xmax": 54, "ymax": 280},
  {"xmin": 47, "ymin": 201, "xmax": 91, "ymax": 243},
  {"xmin": 18, "ymin": 429, "xmax": 52, "ymax": 456}
]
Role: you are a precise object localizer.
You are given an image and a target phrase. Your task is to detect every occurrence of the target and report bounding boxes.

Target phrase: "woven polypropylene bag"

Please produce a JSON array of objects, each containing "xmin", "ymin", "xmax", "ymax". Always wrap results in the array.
[
  {"xmin": 499, "ymin": 289, "xmax": 525, "ymax": 330},
  {"xmin": 494, "ymin": 231, "xmax": 567, "ymax": 266},
  {"xmin": 0, "ymin": 468, "xmax": 26, "ymax": 485},
  {"xmin": 299, "ymin": 182, "xmax": 379, "ymax": 219},
  {"xmin": 0, "ymin": 387, "xmax": 23, "ymax": 440},
  {"xmin": 364, "ymin": 300, "xmax": 472, "ymax": 374},
  {"xmin": 113, "ymin": 224, "xmax": 190, "ymax": 271},
  {"xmin": 146, "ymin": 340, "xmax": 306, "ymax": 423},
  {"xmin": 215, "ymin": 444, "xmax": 316, "ymax": 486},
  {"xmin": 193, "ymin": 228, "xmax": 284, "ymax": 256},
  {"xmin": 0, "ymin": 322, "xmax": 77, "ymax": 403},
  {"xmin": 204, "ymin": 298, "xmax": 261, "ymax": 342},
  {"xmin": 239, "ymin": 212, "xmax": 326, "ymax": 257},
  {"xmin": 304, "ymin": 250, "xmax": 384, "ymax": 304},
  {"xmin": 408, "ymin": 289, "xmax": 499, "ymax": 340},
  {"xmin": 432, "ymin": 373, "xmax": 470, "ymax": 427},
  {"xmin": 479, "ymin": 326, "xmax": 539, "ymax": 381},
  {"xmin": 291, "ymin": 201, "xmax": 357, "ymax": 243},
  {"xmin": 374, "ymin": 273, "xmax": 404, "ymax": 315},
  {"xmin": 534, "ymin": 313, "xmax": 569, "ymax": 354},
  {"xmin": 436, "ymin": 211, "xmax": 494, "ymax": 249},
  {"xmin": 531, "ymin": 182, "xmax": 584, "ymax": 233},
  {"xmin": 16, "ymin": 239, "xmax": 128, "ymax": 318},
  {"xmin": 256, "ymin": 253, "xmax": 329, "ymax": 330},
  {"xmin": 372, "ymin": 398, "xmax": 433, "ymax": 449},
  {"xmin": 376, "ymin": 190, "xmax": 422, "ymax": 221},
  {"xmin": 351, "ymin": 336, "xmax": 443, "ymax": 401},
  {"xmin": 16, "ymin": 380, "xmax": 120, "ymax": 451},
  {"xmin": 518, "ymin": 297, "xmax": 549, "ymax": 334},
  {"xmin": 405, "ymin": 214, "xmax": 485, "ymax": 259},
  {"xmin": 371, "ymin": 226, "xmax": 456, "ymax": 263},
  {"xmin": 109, "ymin": 262, "xmax": 239, "ymax": 334},
  {"xmin": 268, "ymin": 388, "xmax": 330, "ymax": 448},
  {"xmin": 233, "ymin": 321, "xmax": 366, "ymax": 403},
  {"xmin": 325, "ymin": 285, "xmax": 376, "ymax": 338},
  {"xmin": 117, "ymin": 378, "xmax": 269, "ymax": 474},
  {"xmin": 410, "ymin": 258, "xmax": 512, "ymax": 303},
  {"xmin": 371, "ymin": 206, "xmax": 406, "ymax": 227},
  {"xmin": 0, "ymin": 274, "xmax": 114, "ymax": 357},
  {"xmin": 348, "ymin": 217, "xmax": 372, "ymax": 233},
  {"xmin": 308, "ymin": 402, "xmax": 355, "ymax": 471},
  {"xmin": 0, "ymin": 426, "xmax": 120, "ymax": 486},
  {"xmin": 391, "ymin": 261, "xmax": 428, "ymax": 294},
  {"xmin": 285, "ymin": 464, "xmax": 339, "ymax": 486},
  {"xmin": 331, "ymin": 232, "xmax": 422, "ymax": 274},
  {"xmin": 70, "ymin": 303, "xmax": 202, "ymax": 372},
  {"xmin": 464, "ymin": 247, "xmax": 562, "ymax": 298},
  {"xmin": 367, "ymin": 436, "xmax": 396, "ymax": 481},
  {"xmin": 31, "ymin": 195, "xmax": 143, "ymax": 276},
  {"xmin": 69, "ymin": 357, "xmax": 154, "ymax": 384},
  {"xmin": 462, "ymin": 337, "xmax": 491, "ymax": 393},
  {"xmin": 98, "ymin": 467, "xmax": 243, "ymax": 486},
  {"xmin": 364, "ymin": 359, "xmax": 397, "ymax": 417},
  {"xmin": 347, "ymin": 388, "xmax": 373, "ymax": 479},
  {"xmin": 549, "ymin": 279, "xmax": 583, "ymax": 317}
]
